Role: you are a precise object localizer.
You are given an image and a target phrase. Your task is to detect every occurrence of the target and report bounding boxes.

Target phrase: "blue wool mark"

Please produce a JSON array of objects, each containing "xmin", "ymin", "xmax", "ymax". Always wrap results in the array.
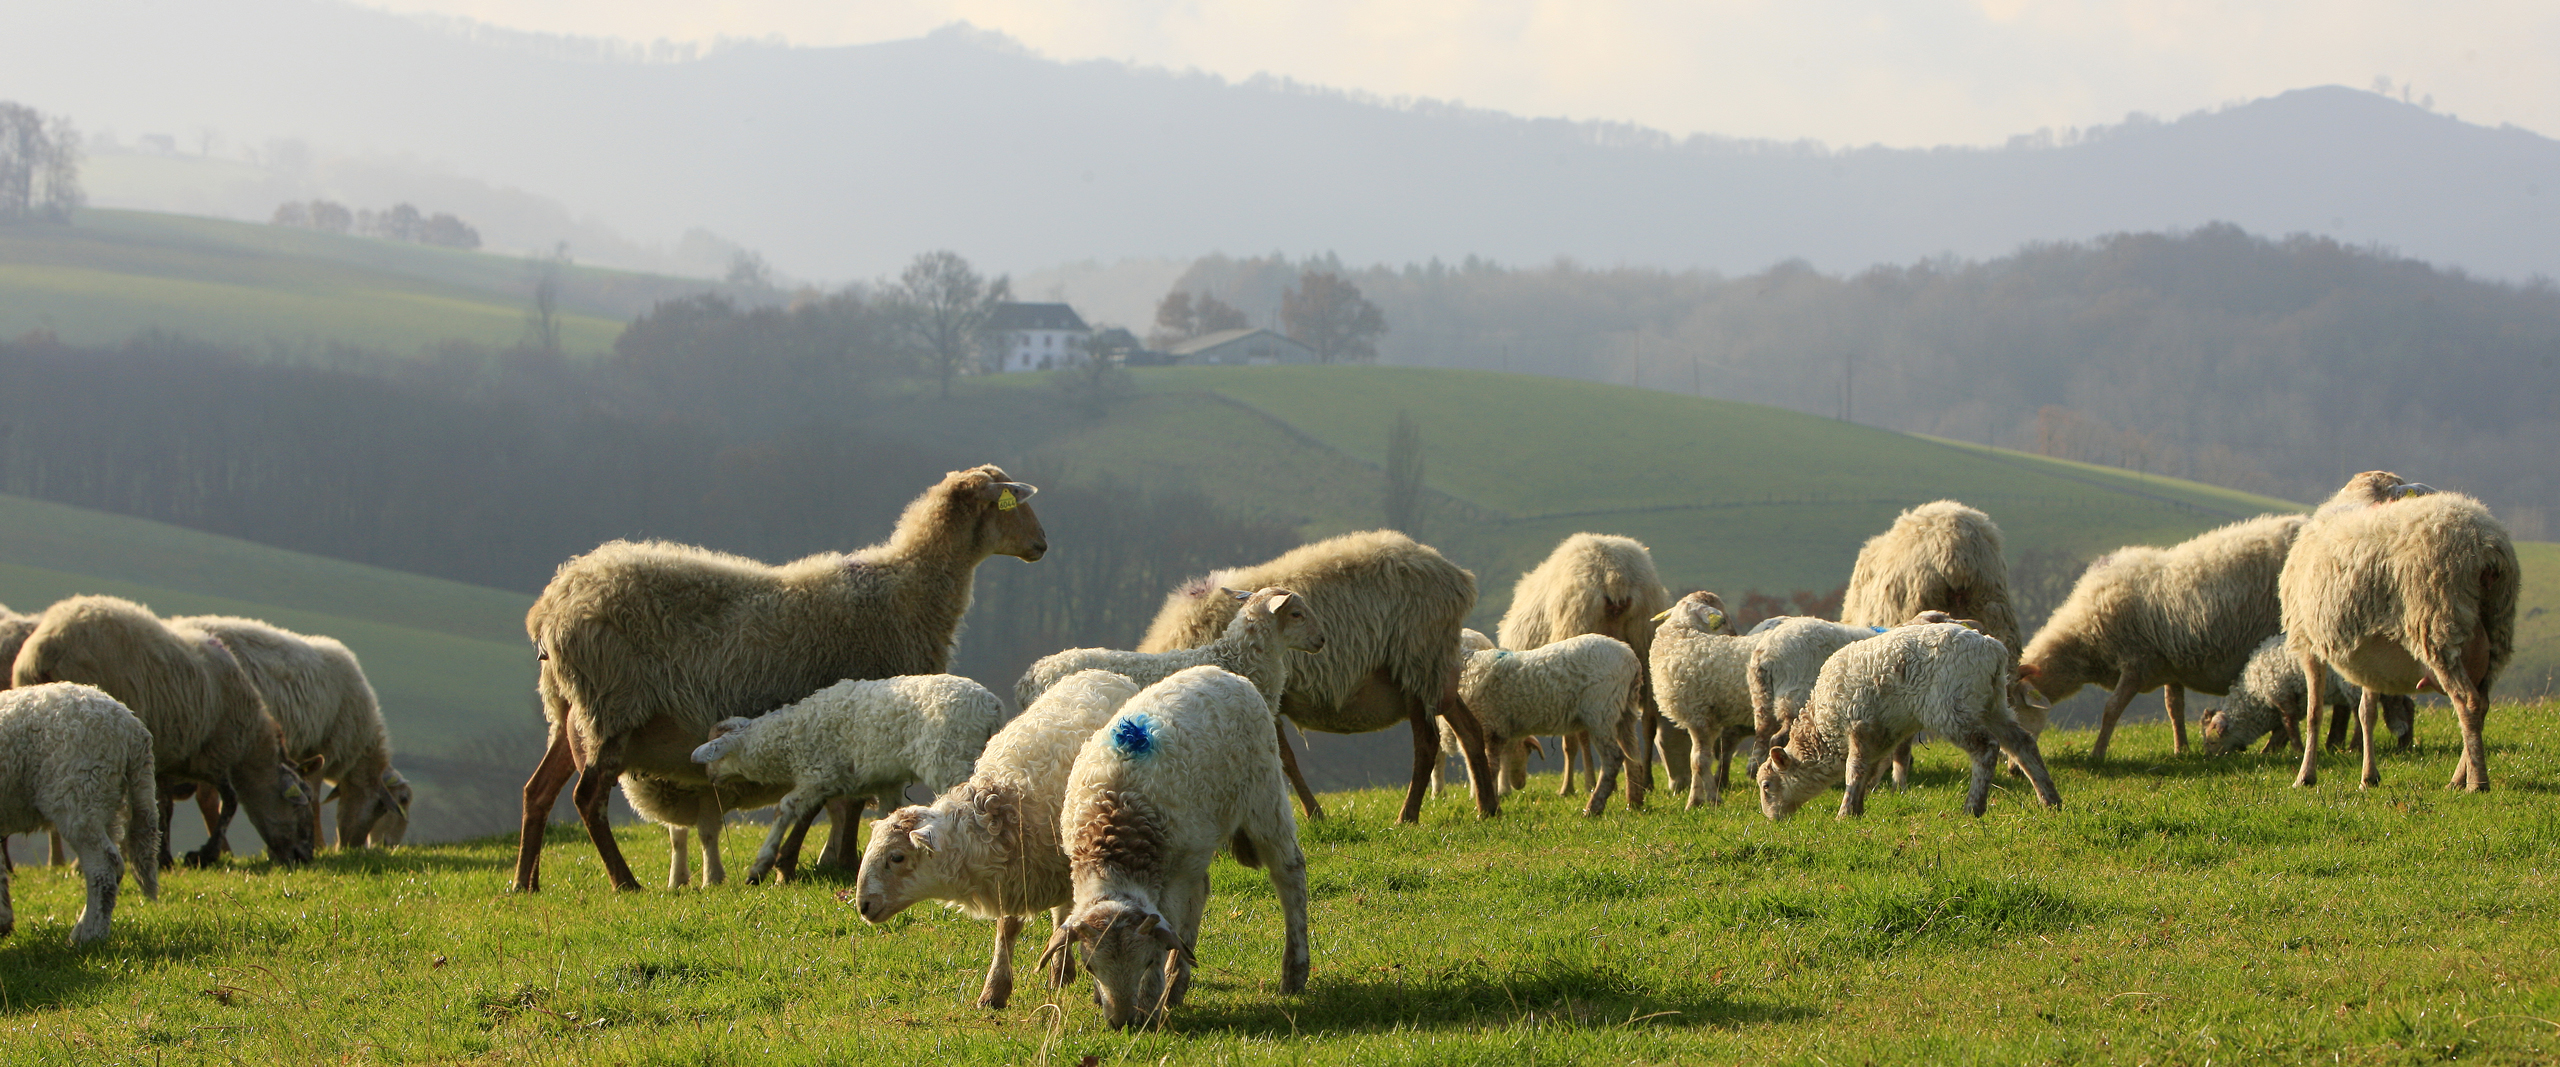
[
  {"xmin": 1493, "ymin": 649, "xmax": 1512, "ymax": 659},
  {"xmin": 1110, "ymin": 714, "xmax": 1156, "ymax": 758},
  {"xmin": 1871, "ymin": 626, "xmax": 1890, "ymax": 634}
]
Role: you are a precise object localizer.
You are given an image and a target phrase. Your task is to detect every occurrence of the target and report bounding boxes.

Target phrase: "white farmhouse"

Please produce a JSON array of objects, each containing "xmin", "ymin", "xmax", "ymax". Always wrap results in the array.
[{"xmin": 984, "ymin": 303, "xmax": 1094, "ymax": 373}]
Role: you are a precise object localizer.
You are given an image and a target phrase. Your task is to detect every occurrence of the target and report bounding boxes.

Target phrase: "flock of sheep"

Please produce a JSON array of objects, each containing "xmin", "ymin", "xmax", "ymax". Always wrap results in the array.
[{"xmin": 0, "ymin": 463, "xmax": 2520, "ymax": 1031}]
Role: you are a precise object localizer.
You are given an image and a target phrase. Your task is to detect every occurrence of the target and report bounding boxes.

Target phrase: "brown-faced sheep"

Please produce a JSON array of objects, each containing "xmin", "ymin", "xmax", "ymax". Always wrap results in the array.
[
  {"xmin": 2279, "ymin": 473, "xmax": 2516, "ymax": 791},
  {"xmin": 1494, "ymin": 533, "xmax": 1680, "ymax": 802},
  {"xmin": 1136, "ymin": 530, "xmax": 1500, "ymax": 823},
  {"xmin": 1839, "ymin": 500, "xmax": 2026, "ymax": 785},
  {"xmin": 2016, "ymin": 514, "xmax": 2305, "ymax": 761},
  {"xmin": 10, "ymin": 596, "xmax": 315, "ymax": 868},
  {"xmin": 170, "ymin": 617, "xmax": 407, "ymax": 850},
  {"xmin": 516, "ymin": 464, "xmax": 1046, "ymax": 892},
  {"xmin": 0, "ymin": 683, "xmax": 159, "ymax": 945}
]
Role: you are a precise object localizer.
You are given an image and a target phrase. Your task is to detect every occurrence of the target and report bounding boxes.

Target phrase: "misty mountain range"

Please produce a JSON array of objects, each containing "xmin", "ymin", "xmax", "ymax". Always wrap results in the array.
[{"xmin": 12, "ymin": 0, "xmax": 2560, "ymax": 292}]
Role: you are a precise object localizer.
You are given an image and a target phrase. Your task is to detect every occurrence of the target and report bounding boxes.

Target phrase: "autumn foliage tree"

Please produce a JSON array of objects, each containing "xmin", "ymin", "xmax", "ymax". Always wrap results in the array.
[
  {"xmin": 1281, "ymin": 271, "xmax": 1387, "ymax": 363},
  {"xmin": 1149, "ymin": 289, "xmax": 1249, "ymax": 347}
]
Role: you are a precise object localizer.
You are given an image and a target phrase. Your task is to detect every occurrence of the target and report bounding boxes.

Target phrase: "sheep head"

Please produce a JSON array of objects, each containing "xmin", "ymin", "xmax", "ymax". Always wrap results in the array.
[
  {"xmin": 1246, "ymin": 587, "xmax": 1326, "ymax": 655},
  {"xmin": 1753, "ymin": 746, "xmax": 1828, "ymax": 822},
  {"xmin": 953, "ymin": 466, "xmax": 1047, "ymax": 562},
  {"xmin": 1053, "ymin": 897, "xmax": 1190, "ymax": 1030},
  {"xmin": 1653, "ymin": 590, "xmax": 1730, "ymax": 634},
  {"xmin": 853, "ymin": 804, "xmax": 975, "ymax": 925},
  {"xmin": 690, "ymin": 717, "xmax": 758, "ymax": 780}
]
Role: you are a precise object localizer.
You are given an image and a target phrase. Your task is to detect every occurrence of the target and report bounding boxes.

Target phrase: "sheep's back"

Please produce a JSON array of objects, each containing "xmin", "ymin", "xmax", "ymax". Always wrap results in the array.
[
  {"xmin": 0, "ymin": 683, "xmax": 154, "ymax": 835},
  {"xmin": 1495, "ymin": 534, "xmax": 1670, "ymax": 657},
  {"xmin": 1804, "ymin": 624, "xmax": 2010, "ymax": 740},
  {"xmin": 1062, "ymin": 667, "xmax": 1280, "ymax": 865},
  {"xmin": 2280, "ymin": 493, "xmax": 2519, "ymax": 686},
  {"xmin": 1842, "ymin": 501, "xmax": 2019, "ymax": 653}
]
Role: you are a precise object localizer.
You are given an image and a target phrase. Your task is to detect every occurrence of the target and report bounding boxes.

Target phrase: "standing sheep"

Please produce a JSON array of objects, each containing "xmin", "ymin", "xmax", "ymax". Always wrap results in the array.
[
  {"xmin": 1136, "ymin": 530, "xmax": 1500, "ymax": 823},
  {"xmin": 1648, "ymin": 592, "xmax": 1763, "ymax": 808},
  {"xmin": 11, "ymin": 596, "xmax": 315, "ymax": 868},
  {"xmin": 1493, "ymin": 533, "xmax": 1680, "ymax": 800},
  {"xmin": 855, "ymin": 670, "xmax": 1144, "ymax": 1009},
  {"xmin": 2198, "ymin": 635, "xmax": 2414, "ymax": 755},
  {"xmin": 1018, "ymin": 587, "xmax": 1326, "ymax": 712},
  {"xmin": 1839, "ymin": 500, "xmax": 2027, "ymax": 784},
  {"xmin": 1451, "ymin": 630, "xmax": 1647, "ymax": 815},
  {"xmin": 1747, "ymin": 617, "xmax": 1881, "ymax": 747},
  {"xmin": 0, "ymin": 683, "xmax": 159, "ymax": 945},
  {"xmin": 517, "ymin": 464, "xmax": 1046, "ymax": 892},
  {"xmin": 2015, "ymin": 514, "xmax": 2305, "ymax": 761},
  {"xmin": 1755, "ymin": 623, "xmax": 2063, "ymax": 820},
  {"xmin": 170, "ymin": 616, "xmax": 408, "ymax": 850},
  {"xmin": 2280, "ymin": 474, "xmax": 2516, "ymax": 791},
  {"xmin": 1047, "ymin": 666, "xmax": 1310, "ymax": 1029},
  {"xmin": 691, "ymin": 674, "xmax": 1001, "ymax": 886}
]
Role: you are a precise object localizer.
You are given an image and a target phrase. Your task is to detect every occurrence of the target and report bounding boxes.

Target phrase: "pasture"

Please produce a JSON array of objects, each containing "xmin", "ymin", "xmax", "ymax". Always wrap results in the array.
[{"xmin": 1, "ymin": 712, "xmax": 2553, "ymax": 1064}]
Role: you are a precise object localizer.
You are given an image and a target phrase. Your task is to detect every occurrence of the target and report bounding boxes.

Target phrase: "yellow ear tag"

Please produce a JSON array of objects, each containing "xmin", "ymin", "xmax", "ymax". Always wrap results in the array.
[
  {"xmin": 1706, "ymin": 611, "xmax": 1725, "ymax": 629},
  {"xmin": 997, "ymin": 489, "xmax": 1018, "ymax": 511}
]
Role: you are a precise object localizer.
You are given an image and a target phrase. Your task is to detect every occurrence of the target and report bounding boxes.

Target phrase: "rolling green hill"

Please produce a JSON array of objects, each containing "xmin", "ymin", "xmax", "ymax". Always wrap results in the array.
[{"xmin": 0, "ymin": 209, "xmax": 722, "ymax": 354}]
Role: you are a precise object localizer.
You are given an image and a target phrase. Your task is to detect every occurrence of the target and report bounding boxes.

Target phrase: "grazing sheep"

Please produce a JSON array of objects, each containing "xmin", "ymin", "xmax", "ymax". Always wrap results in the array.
[
  {"xmin": 1648, "ymin": 592, "xmax": 1763, "ymax": 808},
  {"xmin": 1839, "ymin": 500, "xmax": 2027, "ymax": 784},
  {"xmin": 2279, "ymin": 474, "xmax": 2517, "ymax": 791},
  {"xmin": 690, "ymin": 674, "xmax": 1002, "ymax": 886},
  {"xmin": 169, "ymin": 616, "xmax": 405, "ymax": 850},
  {"xmin": 1046, "ymin": 666, "xmax": 1309, "ymax": 1029},
  {"xmin": 2015, "ymin": 514, "xmax": 2305, "ymax": 761},
  {"xmin": 1493, "ymin": 533, "xmax": 1679, "ymax": 800},
  {"xmin": 855, "ymin": 670, "xmax": 1144, "ymax": 1009},
  {"xmin": 11, "ymin": 596, "xmax": 315, "ymax": 868},
  {"xmin": 517, "ymin": 464, "xmax": 1045, "ymax": 892},
  {"xmin": 1755, "ymin": 623, "xmax": 2063, "ymax": 821},
  {"xmin": 0, "ymin": 684, "xmax": 159, "ymax": 945},
  {"xmin": 1136, "ymin": 530, "xmax": 1499, "ymax": 823},
  {"xmin": 2198, "ymin": 635, "xmax": 2415, "ymax": 755},
  {"xmin": 0, "ymin": 604, "xmax": 36, "ymax": 672},
  {"xmin": 1447, "ymin": 629, "xmax": 1646, "ymax": 815},
  {"xmin": 1018, "ymin": 587, "xmax": 1326, "ymax": 712},
  {"xmin": 1747, "ymin": 617, "xmax": 1882, "ymax": 746}
]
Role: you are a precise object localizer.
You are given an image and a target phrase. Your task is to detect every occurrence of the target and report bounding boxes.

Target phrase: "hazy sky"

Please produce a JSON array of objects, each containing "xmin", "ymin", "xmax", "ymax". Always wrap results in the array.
[{"xmin": 355, "ymin": 0, "xmax": 2559, "ymax": 147}]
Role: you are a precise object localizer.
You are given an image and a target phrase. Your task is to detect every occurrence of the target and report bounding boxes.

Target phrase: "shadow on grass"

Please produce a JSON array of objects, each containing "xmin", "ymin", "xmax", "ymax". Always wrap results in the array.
[
  {"xmin": 0, "ymin": 915, "xmax": 295, "ymax": 1013},
  {"xmin": 1159, "ymin": 957, "xmax": 1815, "ymax": 1036}
]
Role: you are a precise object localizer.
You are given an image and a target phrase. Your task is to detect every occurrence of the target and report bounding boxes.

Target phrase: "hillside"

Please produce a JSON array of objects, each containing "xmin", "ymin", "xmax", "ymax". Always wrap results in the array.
[{"xmin": 0, "ymin": 209, "xmax": 727, "ymax": 353}]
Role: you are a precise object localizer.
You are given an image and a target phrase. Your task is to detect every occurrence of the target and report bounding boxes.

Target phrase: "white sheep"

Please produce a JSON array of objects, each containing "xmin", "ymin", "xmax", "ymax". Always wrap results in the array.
[
  {"xmin": 854, "ymin": 669, "xmax": 1144, "ymax": 1009},
  {"xmin": 1839, "ymin": 500, "xmax": 2028, "ymax": 785},
  {"xmin": 1493, "ymin": 533, "xmax": 1678, "ymax": 801},
  {"xmin": 1446, "ymin": 629, "xmax": 1646, "ymax": 816},
  {"xmin": 0, "ymin": 683, "xmax": 159, "ymax": 944},
  {"xmin": 691, "ymin": 674, "xmax": 1002, "ymax": 886},
  {"xmin": 1755, "ymin": 623, "xmax": 2063, "ymax": 821},
  {"xmin": 1746, "ymin": 617, "xmax": 1881, "ymax": 747},
  {"xmin": 1016, "ymin": 587, "xmax": 1325, "ymax": 712},
  {"xmin": 2198, "ymin": 635, "xmax": 2370, "ymax": 756},
  {"xmin": 171, "ymin": 616, "xmax": 408, "ymax": 850},
  {"xmin": 1046, "ymin": 666, "xmax": 1309, "ymax": 1029},
  {"xmin": 1647, "ymin": 591, "xmax": 1763, "ymax": 808}
]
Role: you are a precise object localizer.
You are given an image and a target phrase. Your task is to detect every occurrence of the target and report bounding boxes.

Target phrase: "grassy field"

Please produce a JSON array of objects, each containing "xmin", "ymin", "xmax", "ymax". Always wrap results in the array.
[
  {"xmin": 0, "ymin": 210, "xmax": 717, "ymax": 354},
  {"xmin": 0, "ymin": 710, "xmax": 2553, "ymax": 1064}
]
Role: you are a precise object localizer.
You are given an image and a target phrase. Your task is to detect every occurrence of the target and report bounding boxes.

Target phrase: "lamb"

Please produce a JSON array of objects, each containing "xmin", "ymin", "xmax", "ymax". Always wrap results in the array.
[
  {"xmin": 1017, "ymin": 587, "xmax": 1326, "ymax": 712},
  {"xmin": 1839, "ymin": 500, "xmax": 2029, "ymax": 785},
  {"xmin": 617, "ymin": 774, "xmax": 786, "ymax": 888},
  {"xmin": 1044, "ymin": 666, "xmax": 1309, "ymax": 1029},
  {"xmin": 516, "ymin": 464, "xmax": 1045, "ymax": 892},
  {"xmin": 855, "ymin": 669, "xmax": 1144, "ymax": 1009},
  {"xmin": 1747, "ymin": 616, "xmax": 1883, "ymax": 748},
  {"xmin": 1493, "ymin": 533, "xmax": 1679, "ymax": 800},
  {"xmin": 11, "ymin": 596, "xmax": 315, "ymax": 867},
  {"xmin": 1755, "ymin": 623, "xmax": 2063, "ymax": 821},
  {"xmin": 1136, "ymin": 530, "xmax": 1500, "ymax": 823},
  {"xmin": 0, "ymin": 683, "xmax": 159, "ymax": 944},
  {"xmin": 2279, "ymin": 473, "xmax": 2517, "ymax": 791},
  {"xmin": 2015, "ymin": 514, "xmax": 2305, "ymax": 761},
  {"xmin": 690, "ymin": 674, "xmax": 1002, "ymax": 886},
  {"xmin": 169, "ymin": 616, "xmax": 406, "ymax": 849},
  {"xmin": 2198, "ymin": 635, "xmax": 2414, "ymax": 756},
  {"xmin": 1444, "ymin": 629, "xmax": 1646, "ymax": 815},
  {"xmin": 1647, "ymin": 591, "xmax": 1763, "ymax": 807}
]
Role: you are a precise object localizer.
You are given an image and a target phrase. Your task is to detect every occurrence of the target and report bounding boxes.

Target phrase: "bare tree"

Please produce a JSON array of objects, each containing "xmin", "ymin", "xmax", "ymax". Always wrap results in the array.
[
  {"xmin": 1282, "ymin": 271, "xmax": 1387, "ymax": 363},
  {"xmin": 0, "ymin": 102, "xmax": 81, "ymax": 223},
  {"xmin": 525, "ymin": 243, "xmax": 571, "ymax": 356},
  {"xmin": 895, "ymin": 250, "xmax": 1008, "ymax": 399},
  {"xmin": 1384, "ymin": 408, "xmax": 1424, "ymax": 532}
]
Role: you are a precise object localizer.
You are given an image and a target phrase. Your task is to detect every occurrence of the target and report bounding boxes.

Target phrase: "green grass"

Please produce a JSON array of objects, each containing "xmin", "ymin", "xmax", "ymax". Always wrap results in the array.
[
  {"xmin": 0, "ymin": 210, "xmax": 713, "ymax": 354},
  {"xmin": 0, "ymin": 710, "xmax": 2553, "ymax": 1063}
]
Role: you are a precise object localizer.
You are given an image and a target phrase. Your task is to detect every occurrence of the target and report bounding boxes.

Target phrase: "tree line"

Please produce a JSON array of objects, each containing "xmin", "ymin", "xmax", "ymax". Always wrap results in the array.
[{"xmin": 0, "ymin": 100, "xmax": 83, "ymax": 224}]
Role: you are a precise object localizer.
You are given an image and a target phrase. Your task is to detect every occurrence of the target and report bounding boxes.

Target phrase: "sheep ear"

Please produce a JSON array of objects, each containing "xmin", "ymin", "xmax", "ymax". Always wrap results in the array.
[
  {"xmin": 1221, "ymin": 587, "xmax": 1251, "ymax": 602},
  {"xmin": 1145, "ymin": 914, "xmax": 1192, "ymax": 964},
  {"xmin": 295, "ymin": 753, "xmax": 327, "ymax": 778},
  {"xmin": 1266, "ymin": 593, "xmax": 1290, "ymax": 613},
  {"xmin": 906, "ymin": 825, "xmax": 937, "ymax": 856},
  {"xmin": 691, "ymin": 734, "xmax": 743, "ymax": 765},
  {"xmin": 981, "ymin": 480, "xmax": 1038, "ymax": 509},
  {"xmin": 1766, "ymin": 748, "xmax": 1795, "ymax": 770},
  {"xmin": 2015, "ymin": 663, "xmax": 2042, "ymax": 681}
]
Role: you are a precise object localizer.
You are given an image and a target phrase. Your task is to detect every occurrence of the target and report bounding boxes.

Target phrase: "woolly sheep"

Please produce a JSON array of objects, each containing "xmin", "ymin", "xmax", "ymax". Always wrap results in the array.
[
  {"xmin": 1136, "ymin": 530, "xmax": 1500, "ymax": 823},
  {"xmin": 690, "ymin": 674, "xmax": 1002, "ymax": 886},
  {"xmin": 617, "ymin": 774, "xmax": 787, "ymax": 888},
  {"xmin": 1647, "ymin": 592, "xmax": 1763, "ymax": 808},
  {"xmin": 1045, "ymin": 666, "xmax": 1309, "ymax": 1029},
  {"xmin": 170, "ymin": 616, "xmax": 408, "ymax": 850},
  {"xmin": 2198, "ymin": 635, "xmax": 2415, "ymax": 755},
  {"xmin": 1449, "ymin": 629, "xmax": 1646, "ymax": 816},
  {"xmin": 1747, "ymin": 617, "xmax": 1880, "ymax": 746},
  {"xmin": 517, "ymin": 464, "xmax": 1045, "ymax": 892},
  {"xmin": 11, "ymin": 596, "xmax": 315, "ymax": 868},
  {"xmin": 0, "ymin": 683, "xmax": 159, "ymax": 944},
  {"xmin": 1755, "ymin": 623, "xmax": 2063, "ymax": 821},
  {"xmin": 2279, "ymin": 473, "xmax": 2517, "ymax": 791},
  {"xmin": 0, "ymin": 604, "xmax": 35, "ymax": 674},
  {"xmin": 1018, "ymin": 587, "xmax": 1326, "ymax": 712},
  {"xmin": 1839, "ymin": 500, "xmax": 2029, "ymax": 785},
  {"xmin": 855, "ymin": 670, "xmax": 1145, "ymax": 1009},
  {"xmin": 2015, "ymin": 514, "xmax": 2304, "ymax": 761},
  {"xmin": 1494, "ymin": 533, "xmax": 1680, "ymax": 800}
]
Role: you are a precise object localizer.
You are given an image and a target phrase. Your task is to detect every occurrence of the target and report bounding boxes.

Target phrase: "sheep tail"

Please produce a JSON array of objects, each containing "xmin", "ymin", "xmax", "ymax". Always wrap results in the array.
[{"xmin": 124, "ymin": 749, "xmax": 159, "ymax": 901}]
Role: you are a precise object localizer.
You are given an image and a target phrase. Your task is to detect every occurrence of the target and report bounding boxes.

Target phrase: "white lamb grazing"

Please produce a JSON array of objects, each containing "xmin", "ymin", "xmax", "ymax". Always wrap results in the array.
[
  {"xmin": 1448, "ymin": 629, "xmax": 1646, "ymax": 816},
  {"xmin": 0, "ymin": 683, "xmax": 159, "ymax": 945},
  {"xmin": 1755, "ymin": 623, "xmax": 2063, "ymax": 821},
  {"xmin": 1748, "ymin": 617, "xmax": 1883, "ymax": 748},
  {"xmin": 691, "ymin": 674, "xmax": 1002, "ymax": 886},
  {"xmin": 1648, "ymin": 591, "xmax": 1762, "ymax": 808},
  {"xmin": 1016, "ymin": 587, "xmax": 1325, "ymax": 712},
  {"xmin": 1047, "ymin": 666, "xmax": 1309, "ymax": 1030},
  {"xmin": 854, "ymin": 669, "xmax": 1144, "ymax": 1010},
  {"xmin": 2199, "ymin": 634, "xmax": 2413, "ymax": 755}
]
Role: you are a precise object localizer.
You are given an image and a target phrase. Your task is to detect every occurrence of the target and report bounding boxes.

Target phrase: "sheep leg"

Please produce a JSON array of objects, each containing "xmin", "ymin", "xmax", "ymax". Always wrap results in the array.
[
  {"xmin": 2292, "ymin": 654, "xmax": 2328, "ymax": 788},
  {"xmin": 1685, "ymin": 722, "xmax": 1715, "ymax": 809},
  {"xmin": 2089, "ymin": 669, "xmax": 2145, "ymax": 762},
  {"xmin": 665, "ymin": 827, "xmax": 691, "ymax": 889},
  {"xmin": 1497, "ymin": 736, "xmax": 1528, "ymax": 796},
  {"xmin": 698, "ymin": 816, "xmax": 727, "ymax": 886},
  {"xmin": 2164, "ymin": 685, "xmax": 2190, "ymax": 754},
  {"xmin": 1557, "ymin": 732, "xmax": 1582, "ymax": 795},
  {"xmin": 816, "ymin": 797, "xmax": 856, "ymax": 869},
  {"xmin": 771, "ymin": 800, "xmax": 830, "ymax": 883},
  {"xmin": 50, "ymin": 830, "xmax": 68, "ymax": 868},
  {"xmin": 2353, "ymin": 688, "xmax": 2383, "ymax": 788},
  {"xmin": 2385, "ymin": 695, "xmax": 2416, "ymax": 750},
  {"xmin": 61, "ymin": 828, "xmax": 123, "ymax": 947},
  {"xmin": 1435, "ymin": 691, "xmax": 1503, "ymax": 821},
  {"xmin": 1839, "ymin": 733, "xmax": 1882, "ymax": 819},
  {"xmin": 1581, "ymin": 727, "xmax": 1623, "ymax": 818},
  {"xmin": 185, "ymin": 784, "xmax": 240, "ymax": 869},
  {"xmin": 2439, "ymin": 659, "xmax": 2491, "ymax": 793},
  {"xmin": 1272, "ymin": 715, "xmax": 1325, "ymax": 821},
  {"xmin": 0, "ymin": 846, "xmax": 11, "ymax": 937},
  {"xmin": 514, "ymin": 721, "xmax": 576, "ymax": 893},
  {"xmin": 980, "ymin": 913, "xmax": 1024, "ymax": 1009},
  {"xmin": 1888, "ymin": 737, "xmax": 1913, "ymax": 791},
  {"xmin": 1165, "ymin": 867, "xmax": 1209, "ymax": 1008},
  {"xmin": 1042, "ymin": 906, "xmax": 1078, "ymax": 988},
  {"xmin": 1959, "ymin": 733, "xmax": 2002, "ymax": 817},
  {"xmin": 745, "ymin": 790, "xmax": 825, "ymax": 885},
  {"xmin": 570, "ymin": 735, "xmax": 643, "ymax": 891},
  {"xmin": 1716, "ymin": 725, "xmax": 1745, "ymax": 793},
  {"xmin": 1990, "ymin": 720, "xmax": 2064, "ymax": 808}
]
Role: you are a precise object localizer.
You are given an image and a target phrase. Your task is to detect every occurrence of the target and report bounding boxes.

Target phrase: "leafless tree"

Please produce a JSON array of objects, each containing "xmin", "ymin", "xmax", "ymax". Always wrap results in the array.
[
  {"xmin": 525, "ymin": 243, "xmax": 571, "ymax": 356},
  {"xmin": 895, "ymin": 250, "xmax": 1008, "ymax": 399},
  {"xmin": 1384, "ymin": 408, "xmax": 1424, "ymax": 532},
  {"xmin": 0, "ymin": 102, "xmax": 81, "ymax": 223}
]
